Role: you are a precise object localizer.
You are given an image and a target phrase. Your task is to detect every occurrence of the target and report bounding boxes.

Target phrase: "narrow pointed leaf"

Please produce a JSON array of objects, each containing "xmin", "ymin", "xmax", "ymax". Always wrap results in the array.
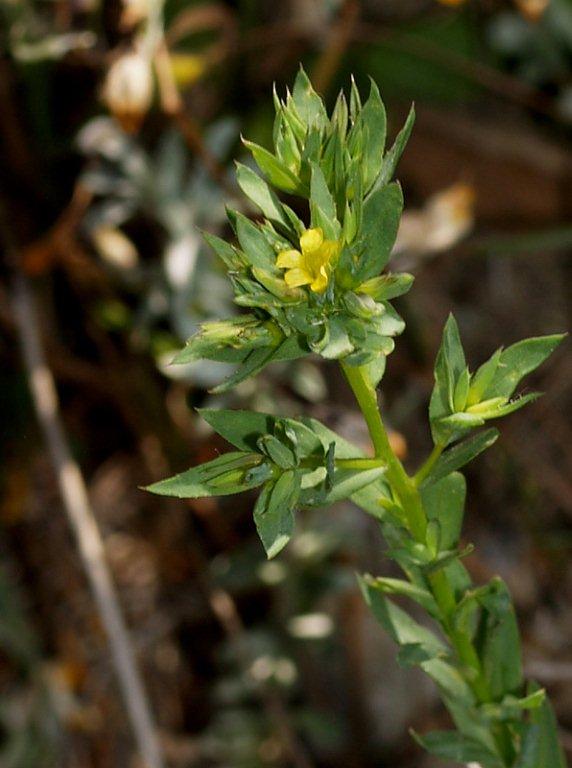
[
  {"xmin": 235, "ymin": 163, "xmax": 291, "ymax": 228},
  {"xmin": 422, "ymin": 429, "xmax": 499, "ymax": 487}
]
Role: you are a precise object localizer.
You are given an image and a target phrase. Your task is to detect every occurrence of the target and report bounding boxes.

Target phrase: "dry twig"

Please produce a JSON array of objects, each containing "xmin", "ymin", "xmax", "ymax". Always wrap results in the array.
[{"xmin": 4, "ymin": 216, "xmax": 165, "ymax": 768}]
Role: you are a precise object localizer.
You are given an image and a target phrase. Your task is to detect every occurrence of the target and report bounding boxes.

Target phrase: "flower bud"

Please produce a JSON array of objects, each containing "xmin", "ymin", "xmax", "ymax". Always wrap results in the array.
[{"xmin": 102, "ymin": 49, "xmax": 153, "ymax": 132}]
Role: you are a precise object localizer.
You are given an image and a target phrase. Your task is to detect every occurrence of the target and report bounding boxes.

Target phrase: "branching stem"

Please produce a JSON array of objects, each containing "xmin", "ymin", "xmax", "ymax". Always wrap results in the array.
[{"xmin": 341, "ymin": 362, "xmax": 516, "ymax": 765}]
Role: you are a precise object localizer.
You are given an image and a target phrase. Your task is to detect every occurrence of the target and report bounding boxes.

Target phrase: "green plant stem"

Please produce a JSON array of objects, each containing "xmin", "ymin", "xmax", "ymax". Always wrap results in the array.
[
  {"xmin": 341, "ymin": 362, "xmax": 426, "ymax": 541},
  {"xmin": 341, "ymin": 362, "xmax": 516, "ymax": 765},
  {"xmin": 336, "ymin": 457, "xmax": 386, "ymax": 470},
  {"xmin": 413, "ymin": 442, "xmax": 444, "ymax": 487},
  {"xmin": 299, "ymin": 457, "xmax": 385, "ymax": 470}
]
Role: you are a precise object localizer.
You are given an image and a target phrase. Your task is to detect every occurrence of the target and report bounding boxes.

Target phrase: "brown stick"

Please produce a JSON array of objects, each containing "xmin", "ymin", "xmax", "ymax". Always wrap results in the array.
[
  {"xmin": 4, "ymin": 225, "xmax": 165, "ymax": 768},
  {"xmin": 311, "ymin": 0, "xmax": 361, "ymax": 96}
]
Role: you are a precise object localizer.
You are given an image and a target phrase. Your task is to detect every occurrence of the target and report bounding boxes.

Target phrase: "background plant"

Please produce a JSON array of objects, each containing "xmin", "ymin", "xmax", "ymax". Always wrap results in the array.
[{"xmin": 149, "ymin": 70, "xmax": 566, "ymax": 768}]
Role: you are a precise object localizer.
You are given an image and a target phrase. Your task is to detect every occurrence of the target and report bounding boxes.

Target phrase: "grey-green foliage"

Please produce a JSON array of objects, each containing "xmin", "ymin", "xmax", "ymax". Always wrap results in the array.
[{"xmin": 147, "ymin": 69, "xmax": 566, "ymax": 767}]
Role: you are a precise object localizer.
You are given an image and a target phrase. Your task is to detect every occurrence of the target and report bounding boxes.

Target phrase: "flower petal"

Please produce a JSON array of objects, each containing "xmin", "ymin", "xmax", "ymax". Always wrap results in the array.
[
  {"xmin": 320, "ymin": 240, "xmax": 340, "ymax": 264},
  {"xmin": 276, "ymin": 249, "xmax": 303, "ymax": 269},
  {"xmin": 300, "ymin": 228, "xmax": 323, "ymax": 254},
  {"xmin": 284, "ymin": 268, "xmax": 313, "ymax": 287},
  {"xmin": 310, "ymin": 266, "xmax": 329, "ymax": 293}
]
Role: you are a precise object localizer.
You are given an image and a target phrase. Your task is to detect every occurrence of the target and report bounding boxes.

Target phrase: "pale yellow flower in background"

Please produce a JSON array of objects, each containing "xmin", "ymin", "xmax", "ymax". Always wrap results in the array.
[
  {"xmin": 170, "ymin": 53, "xmax": 206, "ymax": 89},
  {"xmin": 276, "ymin": 228, "xmax": 339, "ymax": 294}
]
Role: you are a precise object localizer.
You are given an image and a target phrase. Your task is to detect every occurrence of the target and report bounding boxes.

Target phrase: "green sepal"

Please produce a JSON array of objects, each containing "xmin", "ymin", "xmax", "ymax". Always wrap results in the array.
[
  {"xmin": 358, "ymin": 272, "xmax": 414, "ymax": 301},
  {"xmin": 145, "ymin": 451, "xmax": 268, "ymax": 498}
]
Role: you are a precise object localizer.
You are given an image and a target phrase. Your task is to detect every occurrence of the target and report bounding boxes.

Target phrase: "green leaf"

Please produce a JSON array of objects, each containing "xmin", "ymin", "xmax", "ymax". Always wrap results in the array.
[
  {"xmin": 422, "ymin": 429, "xmax": 499, "ymax": 488},
  {"xmin": 257, "ymin": 434, "xmax": 297, "ymax": 469},
  {"xmin": 210, "ymin": 334, "xmax": 309, "ymax": 393},
  {"xmin": 480, "ymin": 689, "xmax": 547, "ymax": 722},
  {"xmin": 421, "ymin": 472, "xmax": 466, "ymax": 550},
  {"xmin": 397, "ymin": 643, "xmax": 436, "ymax": 667},
  {"xmin": 358, "ymin": 272, "xmax": 414, "ymax": 300},
  {"xmin": 199, "ymin": 410, "xmax": 324, "ymax": 463},
  {"xmin": 484, "ymin": 335, "xmax": 565, "ymax": 400},
  {"xmin": 199, "ymin": 409, "xmax": 276, "ymax": 452},
  {"xmin": 453, "ymin": 367, "xmax": 470, "ymax": 412},
  {"xmin": 355, "ymin": 182, "xmax": 403, "ymax": 281},
  {"xmin": 172, "ymin": 317, "xmax": 280, "ymax": 365},
  {"xmin": 478, "ymin": 577, "xmax": 523, "ymax": 700},
  {"xmin": 202, "ymin": 231, "xmax": 243, "ymax": 269},
  {"xmin": 292, "ymin": 67, "xmax": 328, "ymax": 128},
  {"xmin": 467, "ymin": 392, "xmax": 541, "ymax": 421},
  {"xmin": 231, "ymin": 211, "xmax": 278, "ymax": 271},
  {"xmin": 235, "ymin": 163, "xmax": 291, "ymax": 229},
  {"xmin": 358, "ymin": 575, "xmax": 446, "ymax": 658},
  {"xmin": 373, "ymin": 104, "xmax": 415, "ymax": 190},
  {"xmin": 515, "ymin": 683, "xmax": 567, "ymax": 768},
  {"xmin": 210, "ymin": 346, "xmax": 277, "ymax": 393},
  {"xmin": 412, "ymin": 730, "xmax": 504, "ymax": 766},
  {"xmin": 368, "ymin": 577, "xmax": 439, "ymax": 615},
  {"xmin": 243, "ymin": 139, "xmax": 302, "ymax": 194},
  {"xmin": 443, "ymin": 695, "xmax": 501, "ymax": 757},
  {"xmin": 254, "ymin": 470, "xmax": 300, "ymax": 558},
  {"xmin": 364, "ymin": 354, "xmax": 387, "ymax": 389},
  {"xmin": 420, "ymin": 658, "xmax": 476, "ymax": 707},
  {"xmin": 356, "ymin": 79, "xmax": 387, "ymax": 191},
  {"xmin": 298, "ymin": 416, "xmax": 393, "ymax": 515},
  {"xmin": 467, "ymin": 348, "xmax": 502, "ymax": 407},
  {"xmin": 422, "ymin": 544, "xmax": 474, "ymax": 576},
  {"xmin": 438, "ymin": 412, "xmax": 485, "ymax": 430},
  {"xmin": 305, "ymin": 466, "xmax": 385, "ymax": 506},
  {"xmin": 310, "ymin": 164, "xmax": 339, "ymax": 239},
  {"xmin": 145, "ymin": 452, "xmax": 266, "ymax": 498},
  {"xmin": 429, "ymin": 315, "xmax": 467, "ymax": 442}
]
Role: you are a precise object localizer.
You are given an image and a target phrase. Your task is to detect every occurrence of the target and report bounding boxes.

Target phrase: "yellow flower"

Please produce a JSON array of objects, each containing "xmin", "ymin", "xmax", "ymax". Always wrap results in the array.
[{"xmin": 276, "ymin": 228, "xmax": 339, "ymax": 294}]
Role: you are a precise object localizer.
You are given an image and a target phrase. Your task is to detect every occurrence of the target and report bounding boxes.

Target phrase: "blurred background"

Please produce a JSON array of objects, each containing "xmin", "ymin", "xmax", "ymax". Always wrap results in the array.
[{"xmin": 0, "ymin": 0, "xmax": 571, "ymax": 766}]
